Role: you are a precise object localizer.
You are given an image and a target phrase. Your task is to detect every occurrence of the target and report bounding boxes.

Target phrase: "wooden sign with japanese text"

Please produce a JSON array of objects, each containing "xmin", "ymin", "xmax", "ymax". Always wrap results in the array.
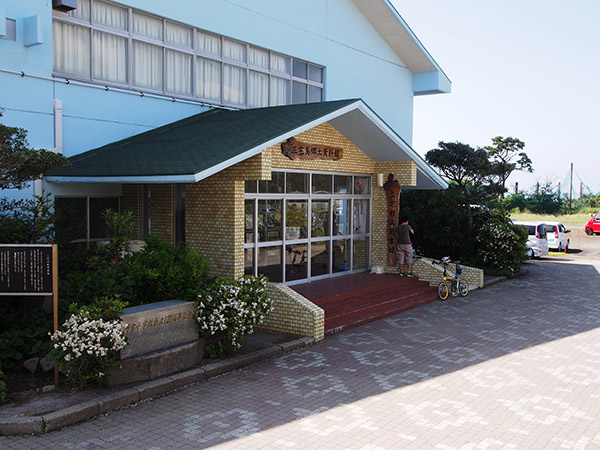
[
  {"xmin": 1, "ymin": 244, "xmax": 59, "ymax": 385},
  {"xmin": 0, "ymin": 244, "xmax": 54, "ymax": 295},
  {"xmin": 281, "ymin": 137, "xmax": 343, "ymax": 161},
  {"xmin": 383, "ymin": 174, "xmax": 401, "ymax": 266}
]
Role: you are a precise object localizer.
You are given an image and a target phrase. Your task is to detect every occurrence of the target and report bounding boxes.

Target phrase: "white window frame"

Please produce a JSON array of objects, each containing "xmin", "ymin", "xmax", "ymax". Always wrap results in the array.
[
  {"xmin": 52, "ymin": 0, "xmax": 324, "ymax": 108},
  {"xmin": 244, "ymin": 170, "xmax": 372, "ymax": 285}
]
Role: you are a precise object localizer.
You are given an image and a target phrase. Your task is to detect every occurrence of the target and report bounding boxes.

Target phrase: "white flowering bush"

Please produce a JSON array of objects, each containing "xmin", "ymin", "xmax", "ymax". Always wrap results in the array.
[
  {"xmin": 50, "ymin": 311, "xmax": 128, "ymax": 388},
  {"xmin": 474, "ymin": 216, "xmax": 529, "ymax": 275},
  {"xmin": 197, "ymin": 275, "xmax": 273, "ymax": 357}
]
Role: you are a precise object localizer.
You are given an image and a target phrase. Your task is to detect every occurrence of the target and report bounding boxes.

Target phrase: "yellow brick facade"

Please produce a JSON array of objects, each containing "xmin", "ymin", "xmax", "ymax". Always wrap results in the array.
[
  {"xmin": 119, "ymin": 122, "xmax": 424, "ymax": 339},
  {"xmin": 258, "ymin": 283, "xmax": 325, "ymax": 341},
  {"xmin": 121, "ymin": 184, "xmax": 141, "ymax": 239},
  {"xmin": 412, "ymin": 257, "xmax": 484, "ymax": 289}
]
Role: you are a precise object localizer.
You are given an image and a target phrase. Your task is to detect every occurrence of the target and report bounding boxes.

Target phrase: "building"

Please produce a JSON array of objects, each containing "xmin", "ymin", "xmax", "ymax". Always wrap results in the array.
[{"xmin": 1, "ymin": 1, "xmax": 451, "ymax": 327}]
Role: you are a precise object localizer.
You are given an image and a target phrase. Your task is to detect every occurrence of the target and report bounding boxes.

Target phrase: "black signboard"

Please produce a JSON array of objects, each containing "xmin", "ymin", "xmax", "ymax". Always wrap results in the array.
[{"xmin": 0, "ymin": 245, "xmax": 54, "ymax": 295}]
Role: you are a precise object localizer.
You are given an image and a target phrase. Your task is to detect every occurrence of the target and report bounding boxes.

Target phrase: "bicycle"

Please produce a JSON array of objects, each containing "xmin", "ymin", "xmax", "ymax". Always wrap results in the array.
[{"xmin": 434, "ymin": 256, "xmax": 469, "ymax": 300}]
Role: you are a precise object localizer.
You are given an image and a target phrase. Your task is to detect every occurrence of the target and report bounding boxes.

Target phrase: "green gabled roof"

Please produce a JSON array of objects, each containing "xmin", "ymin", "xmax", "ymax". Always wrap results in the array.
[
  {"xmin": 48, "ymin": 99, "xmax": 359, "ymax": 181},
  {"xmin": 46, "ymin": 98, "xmax": 447, "ymax": 189}
]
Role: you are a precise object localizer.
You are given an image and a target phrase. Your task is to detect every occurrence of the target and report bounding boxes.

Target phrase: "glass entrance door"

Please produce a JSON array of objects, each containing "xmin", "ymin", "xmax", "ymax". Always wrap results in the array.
[{"xmin": 245, "ymin": 171, "xmax": 371, "ymax": 284}]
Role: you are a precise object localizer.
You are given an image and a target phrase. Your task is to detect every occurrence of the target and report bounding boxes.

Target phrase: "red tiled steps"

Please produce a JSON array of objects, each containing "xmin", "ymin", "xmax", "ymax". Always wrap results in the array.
[{"xmin": 292, "ymin": 273, "xmax": 438, "ymax": 335}]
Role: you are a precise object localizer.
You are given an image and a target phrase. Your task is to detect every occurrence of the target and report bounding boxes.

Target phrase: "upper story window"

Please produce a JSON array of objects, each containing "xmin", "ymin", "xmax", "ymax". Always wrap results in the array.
[{"xmin": 52, "ymin": 0, "xmax": 324, "ymax": 108}]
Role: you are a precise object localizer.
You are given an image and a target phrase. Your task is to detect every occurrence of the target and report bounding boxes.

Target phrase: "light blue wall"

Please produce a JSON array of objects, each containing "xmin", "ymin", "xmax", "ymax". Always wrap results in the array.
[{"xmin": 1, "ymin": 0, "xmax": 424, "ymax": 199}]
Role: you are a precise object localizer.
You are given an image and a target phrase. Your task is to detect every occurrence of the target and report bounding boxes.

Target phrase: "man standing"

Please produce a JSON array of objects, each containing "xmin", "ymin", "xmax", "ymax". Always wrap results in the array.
[{"xmin": 396, "ymin": 216, "xmax": 415, "ymax": 277}]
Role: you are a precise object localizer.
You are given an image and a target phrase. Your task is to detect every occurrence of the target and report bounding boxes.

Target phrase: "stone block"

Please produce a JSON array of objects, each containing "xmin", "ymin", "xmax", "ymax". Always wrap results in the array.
[
  {"xmin": 39, "ymin": 353, "xmax": 55, "ymax": 373},
  {"xmin": 119, "ymin": 300, "xmax": 198, "ymax": 359},
  {"xmin": 23, "ymin": 357, "xmax": 39, "ymax": 374},
  {"xmin": 0, "ymin": 416, "xmax": 44, "ymax": 436},
  {"xmin": 107, "ymin": 339, "xmax": 204, "ymax": 386},
  {"xmin": 43, "ymin": 400, "xmax": 102, "ymax": 432}
]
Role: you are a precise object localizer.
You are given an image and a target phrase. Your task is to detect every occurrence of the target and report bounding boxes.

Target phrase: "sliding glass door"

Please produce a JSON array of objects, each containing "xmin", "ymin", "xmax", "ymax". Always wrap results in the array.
[{"xmin": 244, "ymin": 171, "xmax": 371, "ymax": 284}]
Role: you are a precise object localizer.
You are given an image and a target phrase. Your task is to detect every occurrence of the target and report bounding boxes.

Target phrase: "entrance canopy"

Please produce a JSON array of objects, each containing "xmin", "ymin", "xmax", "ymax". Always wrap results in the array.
[{"xmin": 46, "ymin": 99, "xmax": 447, "ymax": 190}]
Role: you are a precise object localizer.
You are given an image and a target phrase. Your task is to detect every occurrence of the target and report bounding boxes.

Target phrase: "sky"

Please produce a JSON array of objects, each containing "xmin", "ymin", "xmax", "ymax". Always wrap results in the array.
[{"xmin": 391, "ymin": 0, "xmax": 600, "ymax": 197}]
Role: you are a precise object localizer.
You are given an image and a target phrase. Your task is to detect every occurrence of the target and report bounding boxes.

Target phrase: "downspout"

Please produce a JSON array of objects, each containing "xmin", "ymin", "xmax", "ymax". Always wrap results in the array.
[{"xmin": 35, "ymin": 99, "xmax": 63, "ymax": 196}]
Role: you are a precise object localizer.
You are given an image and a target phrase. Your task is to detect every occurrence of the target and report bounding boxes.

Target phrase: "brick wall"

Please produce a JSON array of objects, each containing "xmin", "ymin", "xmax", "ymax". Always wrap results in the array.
[
  {"xmin": 257, "ymin": 283, "xmax": 325, "ymax": 341},
  {"xmin": 186, "ymin": 176, "xmax": 243, "ymax": 278},
  {"xmin": 148, "ymin": 184, "xmax": 174, "ymax": 243},
  {"xmin": 410, "ymin": 257, "xmax": 484, "ymax": 289},
  {"xmin": 269, "ymin": 123, "xmax": 375, "ymax": 173},
  {"xmin": 371, "ymin": 162, "xmax": 417, "ymax": 272},
  {"xmin": 121, "ymin": 184, "xmax": 141, "ymax": 239}
]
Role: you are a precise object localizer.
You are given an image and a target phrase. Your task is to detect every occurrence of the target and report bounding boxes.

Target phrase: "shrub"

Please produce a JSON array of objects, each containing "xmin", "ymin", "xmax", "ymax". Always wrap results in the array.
[
  {"xmin": 60, "ymin": 212, "xmax": 211, "ymax": 308},
  {"xmin": 61, "ymin": 258, "xmax": 136, "ymax": 308},
  {"xmin": 197, "ymin": 275, "xmax": 273, "ymax": 357},
  {"xmin": 0, "ymin": 305, "xmax": 53, "ymax": 369},
  {"xmin": 126, "ymin": 234, "xmax": 210, "ymax": 305},
  {"xmin": 473, "ymin": 216, "xmax": 528, "ymax": 275},
  {"xmin": 50, "ymin": 298, "xmax": 128, "ymax": 388},
  {"xmin": 401, "ymin": 186, "xmax": 473, "ymax": 260},
  {"xmin": 0, "ymin": 370, "xmax": 7, "ymax": 404}
]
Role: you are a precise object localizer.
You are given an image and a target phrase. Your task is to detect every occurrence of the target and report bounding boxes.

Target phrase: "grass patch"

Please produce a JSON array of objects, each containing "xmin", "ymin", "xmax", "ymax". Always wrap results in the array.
[{"xmin": 510, "ymin": 213, "xmax": 591, "ymax": 226}]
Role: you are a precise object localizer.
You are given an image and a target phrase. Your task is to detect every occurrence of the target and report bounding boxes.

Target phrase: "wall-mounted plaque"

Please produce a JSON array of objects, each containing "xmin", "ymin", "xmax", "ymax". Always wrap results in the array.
[{"xmin": 281, "ymin": 137, "xmax": 343, "ymax": 161}]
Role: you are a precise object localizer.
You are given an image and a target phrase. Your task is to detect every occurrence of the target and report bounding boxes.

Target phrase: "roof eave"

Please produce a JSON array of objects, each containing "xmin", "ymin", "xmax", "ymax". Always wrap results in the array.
[
  {"xmin": 351, "ymin": 0, "xmax": 451, "ymax": 95},
  {"xmin": 46, "ymin": 100, "xmax": 447, "ymax": 190}
]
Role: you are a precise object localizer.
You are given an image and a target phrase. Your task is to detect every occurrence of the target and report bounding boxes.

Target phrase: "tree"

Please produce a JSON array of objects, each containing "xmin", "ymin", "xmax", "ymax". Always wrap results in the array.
[
  {"xmin": 484, "ymin": 136, "xmax": 532, "ymax": 196},
  {"xmin": 425, "ymin": 141, "xmax": 490, "ymax": 229},
  {"xmin": 0, "ymin": 112, "xmax": 69, "ymax": 190},
  {"xmin": 0, "ymin": 112, "xmax": 69, "ymax": 243}
]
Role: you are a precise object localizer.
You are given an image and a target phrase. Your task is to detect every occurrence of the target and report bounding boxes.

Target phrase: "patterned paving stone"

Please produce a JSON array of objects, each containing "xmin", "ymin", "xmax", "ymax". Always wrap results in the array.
[{"xmin": 2, "ymin": 254, "xmax": 600, "ymax": 448}]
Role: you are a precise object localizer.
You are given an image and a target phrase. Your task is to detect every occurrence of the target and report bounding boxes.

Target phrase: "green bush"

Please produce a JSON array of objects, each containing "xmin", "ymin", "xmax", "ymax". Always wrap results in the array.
[
  {"xmin": 61, "ymin": 258, "xmax": 136, "ymax": 308},
  {"xmin": 197, "ymin": 275, "xmax": 273, "ymax": 357},
  {"xmin": 60, "ymin": 210, "xmax": 211, "ymax": 308},
  {"xmin": 0, "ymin": 370, "xmax": 7, "ymax": 404},
  {"xmin": 401, "ymin": 186, "xmax": 473, "ymax": 260},
  {"xmin": 473, "ymin": 215, "xmax": 529, "ymax": 275},
  {"xmin": 50, "ymin": 299, "xmax": 128, "ymax": 388},
  {"xmin": 0, "ymin": 305, "xmax": 53, "ymax": 369},
  {"xmin": 402, "ymin": 187, "xmax": 528, "ymax": 274},
  {"xmin": 126, "ymin": 234, "xmax": 210, "ymax": 305}
]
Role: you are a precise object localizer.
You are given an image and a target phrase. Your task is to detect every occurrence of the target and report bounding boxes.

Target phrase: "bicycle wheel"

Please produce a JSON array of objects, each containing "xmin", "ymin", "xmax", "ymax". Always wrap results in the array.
[
  {"xmin": 437, "ymin": 281, "xmax": 449, "ymax": 300},
  {"xmin": 458, "ymin": 279, "xmax": 469, "ymax": 297}
]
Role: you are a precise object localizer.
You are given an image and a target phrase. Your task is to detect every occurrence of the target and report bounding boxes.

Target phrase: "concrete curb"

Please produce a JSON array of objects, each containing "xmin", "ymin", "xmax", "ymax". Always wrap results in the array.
[
  {"xmin": 481, "ymin": 268, "xmax": 528, "ymax": 289},
  {"xmin": 0, "ymin": 337, "xmax": 313, "ymax": 436}
]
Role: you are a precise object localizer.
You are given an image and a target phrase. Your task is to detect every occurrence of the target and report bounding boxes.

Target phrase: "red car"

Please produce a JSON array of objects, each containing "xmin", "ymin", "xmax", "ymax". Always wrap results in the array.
[{"xmin": 585, "ymin": 212, "xmax": 600, "ymax": 235}]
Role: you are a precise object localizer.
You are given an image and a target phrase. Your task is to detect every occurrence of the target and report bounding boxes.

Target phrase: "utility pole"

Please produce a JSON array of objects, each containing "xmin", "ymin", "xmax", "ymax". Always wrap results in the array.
[{"xmin": 569, "ymin": 162, "xmax": 573, "ymax": 215}]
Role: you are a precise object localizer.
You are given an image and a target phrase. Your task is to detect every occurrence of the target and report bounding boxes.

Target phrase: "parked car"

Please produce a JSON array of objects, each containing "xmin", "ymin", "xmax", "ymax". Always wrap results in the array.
[
  {"xmin": 544, "ymin": 221, "xmax": 570, "ymax": 251},
  {"xmin": 513, "ymin": 221, "xmax": 549, "ymax": 258},
  {"xmin": 585, "ymin": 212, "xmax": 600, "ymax": 235}
]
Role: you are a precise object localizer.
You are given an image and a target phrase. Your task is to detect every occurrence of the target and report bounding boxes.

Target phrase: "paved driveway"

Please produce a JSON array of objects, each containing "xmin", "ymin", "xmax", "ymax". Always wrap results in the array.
[{"xmin": 3, "ymin": 243, "xmax": 600, "ymax": 449}]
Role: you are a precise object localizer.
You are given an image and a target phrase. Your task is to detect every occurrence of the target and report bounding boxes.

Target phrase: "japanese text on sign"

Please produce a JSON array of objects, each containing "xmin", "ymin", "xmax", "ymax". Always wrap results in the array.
[
  {"xmin": 281, "ymin": 137, "xmax": 343, "ymax": 161},
  {"xmin": 0, "ymin": 245, "xmax": 53, "ymax": 295}
]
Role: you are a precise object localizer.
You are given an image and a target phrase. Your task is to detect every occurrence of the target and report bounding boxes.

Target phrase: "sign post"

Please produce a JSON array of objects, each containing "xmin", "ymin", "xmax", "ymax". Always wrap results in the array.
[
  {"xmin": 383, "ymin": 174, "xmax": 401, "ymax": 267},
  {"xmin": 0, "ymin": 244, "xmax": 59, "ymax": 385}
]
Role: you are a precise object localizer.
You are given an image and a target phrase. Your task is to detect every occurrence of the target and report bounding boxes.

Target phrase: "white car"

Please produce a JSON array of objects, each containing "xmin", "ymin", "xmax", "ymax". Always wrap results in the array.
[
  {"xmin": 544, "ymin": 221, "xmax": 570, "ymax": 252},
  {"xmin": 513, "ymin": 221, "xmax": 549, "ymax": 258}
]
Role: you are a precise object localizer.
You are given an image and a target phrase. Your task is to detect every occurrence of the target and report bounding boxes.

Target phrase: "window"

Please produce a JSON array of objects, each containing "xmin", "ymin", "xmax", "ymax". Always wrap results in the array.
[
  {"xmin": 53, "ymin": 21, "xmax": 91, "ymax": 77},
  {"xmin": 52, "ymin": 1, "xmax": 324, "ymax": 108},
  {"xmin": 55, "ymin": 196, "xmax": 119, "ymax": 242},
  {"xmin": 245, "ymin": 172, "xmax": 371, "ymax": 283}
]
